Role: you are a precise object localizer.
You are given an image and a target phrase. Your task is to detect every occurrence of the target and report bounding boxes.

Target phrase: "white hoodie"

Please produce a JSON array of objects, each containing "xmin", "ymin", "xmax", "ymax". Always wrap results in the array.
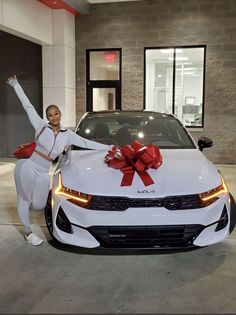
[{"xmin": 8, "ymin": 79, "xmax": 109, "ymax": 160}]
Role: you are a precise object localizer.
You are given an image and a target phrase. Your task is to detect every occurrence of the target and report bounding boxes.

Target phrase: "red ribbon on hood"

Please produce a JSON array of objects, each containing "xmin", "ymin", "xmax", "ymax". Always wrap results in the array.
[{"xmin": 105, "ymin": 140, "xmax": 163, "ymax": 187}]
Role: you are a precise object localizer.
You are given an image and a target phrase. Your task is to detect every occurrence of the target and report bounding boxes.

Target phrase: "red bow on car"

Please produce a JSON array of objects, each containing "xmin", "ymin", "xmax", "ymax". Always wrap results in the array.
[{"xmin": 105, "ymin": 140, "xmax": 163, "ymax": 187}]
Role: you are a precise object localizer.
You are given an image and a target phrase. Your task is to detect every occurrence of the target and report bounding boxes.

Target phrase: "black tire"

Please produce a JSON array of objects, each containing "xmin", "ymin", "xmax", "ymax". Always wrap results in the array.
[
  {"xmin": 229, "ymin": 193, "xmax": 236, "ymax": 234},
  {"xmin": 44, "ymin": 190, "xmax": 60, "ymax": 243}
]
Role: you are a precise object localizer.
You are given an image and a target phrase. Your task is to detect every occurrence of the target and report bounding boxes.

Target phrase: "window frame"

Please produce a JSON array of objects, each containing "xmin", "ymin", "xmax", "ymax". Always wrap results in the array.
[
  {"xmin": 144, "ymin": 45, "xmax": 206, "ymax": 129},
  {"xmin": 86, "ymin": 48, "xmax": 122, "ymax": 112}
]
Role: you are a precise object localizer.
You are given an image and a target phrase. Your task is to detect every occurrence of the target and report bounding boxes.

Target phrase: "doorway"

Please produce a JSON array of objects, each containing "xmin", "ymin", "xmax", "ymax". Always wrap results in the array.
[
  {"xmin": 87, "ymin": 81, "xmax": 121, "ymax": 112},
  {"xmin": 86, "ymin": 49, "xmax": 121, "ymax": 111}
]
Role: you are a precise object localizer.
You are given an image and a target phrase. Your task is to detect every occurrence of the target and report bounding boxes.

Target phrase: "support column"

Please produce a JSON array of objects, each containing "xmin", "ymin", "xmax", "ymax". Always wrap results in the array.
[{"xmin": 42, "ymin": 9, "xmax": 76, "ymax": 128}]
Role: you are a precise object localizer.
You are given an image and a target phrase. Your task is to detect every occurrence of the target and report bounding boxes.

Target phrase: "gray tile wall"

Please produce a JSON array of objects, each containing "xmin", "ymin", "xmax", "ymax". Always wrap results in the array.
[{"xmin": 76, "ymin": 0, "xmax": 236, "ymax": 163}]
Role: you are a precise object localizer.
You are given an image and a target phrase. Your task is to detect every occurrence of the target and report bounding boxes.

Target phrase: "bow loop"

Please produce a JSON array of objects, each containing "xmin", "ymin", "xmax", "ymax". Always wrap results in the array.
[{"xmin": 105, "ymin": 141, "xmax": 163, "ymax": 187}]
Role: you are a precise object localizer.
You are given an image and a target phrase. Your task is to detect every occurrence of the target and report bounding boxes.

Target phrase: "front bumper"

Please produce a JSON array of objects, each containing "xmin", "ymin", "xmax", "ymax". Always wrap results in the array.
[{"xmin": 49, "ymin": 192, "xmax": 233, "ymax": 249}]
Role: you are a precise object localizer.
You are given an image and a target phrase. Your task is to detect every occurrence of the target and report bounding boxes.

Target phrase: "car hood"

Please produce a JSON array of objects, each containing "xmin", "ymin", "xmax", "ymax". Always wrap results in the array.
[{"xmin": 60, "ymin": 149, "xmax": 221, "ymax": 198}]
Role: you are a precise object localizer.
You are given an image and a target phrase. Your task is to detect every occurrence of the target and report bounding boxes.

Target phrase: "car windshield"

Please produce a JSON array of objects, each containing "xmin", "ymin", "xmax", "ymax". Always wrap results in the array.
[{"xmin": 73, "ymin": 112, "xmax": 196, "ymax": 149}]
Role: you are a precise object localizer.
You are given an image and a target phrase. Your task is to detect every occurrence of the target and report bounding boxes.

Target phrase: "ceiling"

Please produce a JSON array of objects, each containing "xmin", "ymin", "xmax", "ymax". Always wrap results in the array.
[
  {"xmin": 87, "ymin": 0, "xmax": 141, "ymax": 3},
  {"xmin": 39, "ymin": 0, "xmax": 142, "ymax": 15}
]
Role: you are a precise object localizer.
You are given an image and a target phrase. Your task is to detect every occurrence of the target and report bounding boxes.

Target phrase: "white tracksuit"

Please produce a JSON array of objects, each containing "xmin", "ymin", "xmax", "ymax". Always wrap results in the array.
[{"xmin": 9, "ymin": 79, "xmax": 108, "ymax": 233}]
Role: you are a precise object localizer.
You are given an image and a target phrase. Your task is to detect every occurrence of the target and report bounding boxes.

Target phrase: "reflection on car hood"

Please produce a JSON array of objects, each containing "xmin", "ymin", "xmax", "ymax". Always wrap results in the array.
[{"xmin": 60, "ymin": 149, "xmax": 221, "ymax": 198}]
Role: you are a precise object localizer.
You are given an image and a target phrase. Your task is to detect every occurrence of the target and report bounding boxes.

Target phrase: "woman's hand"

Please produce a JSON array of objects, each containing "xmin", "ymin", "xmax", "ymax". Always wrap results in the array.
[{"xmin": 7, "ymin": 75, "xmax": 17, "ymax": 87}]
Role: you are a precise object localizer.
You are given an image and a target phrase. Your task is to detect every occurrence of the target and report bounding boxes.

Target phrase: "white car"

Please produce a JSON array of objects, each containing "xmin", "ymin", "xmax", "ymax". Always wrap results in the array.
[{"xmin": 45, "ymin": 111, "xmax": 236, "ymax": 249}]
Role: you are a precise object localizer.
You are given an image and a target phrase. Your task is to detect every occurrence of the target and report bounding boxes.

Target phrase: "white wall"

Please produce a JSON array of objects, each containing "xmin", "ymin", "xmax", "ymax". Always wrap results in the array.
[
  {"xmin": 145, "ymin": 62, "xmax": 155, "ymax": 111},
  {"xmin": 0, "ymin": 0, "xmax": 53, "ymax": 45},
  {"xmin": 183, "ymin": 75, "xmax": 203, "ymax": 105},
  {"xmin": 42, "ymin": 9, "xmax": 76, "ymax": 128},
  {"xmin": 0, "ymin": 0, "xmax": 2, "ymax": 25}
]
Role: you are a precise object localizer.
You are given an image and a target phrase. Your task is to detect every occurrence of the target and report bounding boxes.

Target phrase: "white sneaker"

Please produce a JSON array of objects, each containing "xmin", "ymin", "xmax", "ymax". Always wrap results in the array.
[{"xmin": 24, "ymin": 233, "xmax": 44, "ymax": 246}]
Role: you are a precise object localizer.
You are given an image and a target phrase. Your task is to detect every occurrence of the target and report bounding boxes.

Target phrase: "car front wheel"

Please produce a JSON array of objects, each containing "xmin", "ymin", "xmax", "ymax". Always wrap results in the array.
[{"xmin": 44, "ymin": 190, "xmax": 59, "ymax": 243}]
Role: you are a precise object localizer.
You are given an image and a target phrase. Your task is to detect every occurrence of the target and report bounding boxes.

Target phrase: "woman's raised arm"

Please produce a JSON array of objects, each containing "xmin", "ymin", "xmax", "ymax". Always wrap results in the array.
[{"xmin": 7, "ymin": 75, "xmax": 44, "ymax": 131}]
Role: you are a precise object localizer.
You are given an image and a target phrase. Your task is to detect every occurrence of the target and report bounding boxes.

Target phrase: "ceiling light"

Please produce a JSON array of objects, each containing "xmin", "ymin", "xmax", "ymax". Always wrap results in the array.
[
  {"xmin": 168, "ymin": 57, "xmax": 189, "ymax": 61},
  {"xmin": 160, "ymin": 48, "xmax": 183, "ymax": 54},
  {"xmin": 176, "ymin": 67, "xmax": 196, "ymax": 71},
  {"xmin": 184, "ymin": 71, "xmax": 195, "ymax": 75},
  {"xmin": 176, "ymin": 62, "xmax": 192, "ymax": 65},
  {"xmin": 183, "ymin": 67, "xmax": 196, "ymax": 71}
]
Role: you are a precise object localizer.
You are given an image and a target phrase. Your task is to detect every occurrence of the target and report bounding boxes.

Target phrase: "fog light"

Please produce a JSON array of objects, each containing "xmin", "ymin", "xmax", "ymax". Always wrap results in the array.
[
  {"xmin": 56, "ymin": 207, "xmax": 73, "ymax": 234},
  {"xmin": 215, "ymin": 206, "xmax": 228, "ymax": 232}
]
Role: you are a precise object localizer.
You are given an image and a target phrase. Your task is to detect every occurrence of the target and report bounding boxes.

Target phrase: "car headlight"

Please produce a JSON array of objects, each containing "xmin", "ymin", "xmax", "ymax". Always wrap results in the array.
[
  {"xmin": 54, "ymin": 173, "xmax": 92, "ymax": 207},
  {"xmin": 199, "ymin": 174, "xmax": 228, "ymax": 206}
]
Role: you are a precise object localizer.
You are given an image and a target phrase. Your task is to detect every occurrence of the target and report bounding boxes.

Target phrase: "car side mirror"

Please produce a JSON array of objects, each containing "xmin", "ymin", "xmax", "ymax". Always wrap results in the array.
[{"xmin": 198, "ymin": 137, "xmax": 213, "ymax": 151}]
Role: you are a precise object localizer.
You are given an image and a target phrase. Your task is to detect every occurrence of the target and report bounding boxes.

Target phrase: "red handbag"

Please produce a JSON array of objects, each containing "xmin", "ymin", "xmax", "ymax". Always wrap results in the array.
[
  {"xmin": 13, "ymin": 126, "xmax": 46, "ymax": 159},
  {"xmin": 13, "ymin": 142, "xmax": 36, "ymax": 159}
]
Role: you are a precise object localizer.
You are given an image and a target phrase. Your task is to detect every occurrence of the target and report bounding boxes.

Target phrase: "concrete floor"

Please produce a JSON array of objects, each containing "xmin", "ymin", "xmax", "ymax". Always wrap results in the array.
[{"xmin": 0, "ymin": 159, "xmax": 236, "ymax": 314}]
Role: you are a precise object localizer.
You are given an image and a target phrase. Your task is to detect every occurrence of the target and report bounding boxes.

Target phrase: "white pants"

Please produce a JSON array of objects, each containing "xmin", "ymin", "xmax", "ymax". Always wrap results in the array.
[{"xmin": 14, "ymin": 152, "xmax": 51, "ymax": 233}]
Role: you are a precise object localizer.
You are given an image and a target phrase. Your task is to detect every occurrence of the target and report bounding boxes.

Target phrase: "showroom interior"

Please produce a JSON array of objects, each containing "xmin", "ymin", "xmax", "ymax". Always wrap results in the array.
[{"xmin": 0, "ymin": 0, "xmax": 236, "ymax": 314}]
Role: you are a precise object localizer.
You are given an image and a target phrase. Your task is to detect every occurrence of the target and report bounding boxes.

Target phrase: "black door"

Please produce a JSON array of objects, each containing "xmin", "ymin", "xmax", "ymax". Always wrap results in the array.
[{"xmin": 86, "ymin": 49, "xmax": 121, "ymax": 112}]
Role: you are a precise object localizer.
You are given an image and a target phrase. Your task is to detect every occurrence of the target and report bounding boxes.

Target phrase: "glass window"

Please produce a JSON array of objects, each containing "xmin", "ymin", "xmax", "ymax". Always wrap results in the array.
[
  {"xmin": 90, "ymin": 50, "xmax": 120, "ymax": 80},
  {"xmin": 145, "ymin": 47, "xmax": 205, "ymax": 128},
  {"xmin": 146, "ymin": 49, "xmax": 174, "ymax": 114}
]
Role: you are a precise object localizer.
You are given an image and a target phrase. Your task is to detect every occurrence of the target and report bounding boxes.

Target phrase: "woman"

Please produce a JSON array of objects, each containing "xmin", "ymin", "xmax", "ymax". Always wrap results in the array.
[{"xmin": 7, "ymin": 75, "xmax": 109, "ymax": 246}]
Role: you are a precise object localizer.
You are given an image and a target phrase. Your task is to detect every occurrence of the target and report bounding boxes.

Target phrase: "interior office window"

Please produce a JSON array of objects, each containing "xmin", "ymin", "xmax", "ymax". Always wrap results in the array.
[{"xmin": 145, "ymin": 47, "xmax": 205, "ymax": 128}]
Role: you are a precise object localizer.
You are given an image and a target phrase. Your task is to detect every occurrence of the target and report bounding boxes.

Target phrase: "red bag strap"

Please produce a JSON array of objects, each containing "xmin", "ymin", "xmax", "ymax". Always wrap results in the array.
[{"xmin": 35, "ymin": 126, "xmax": 46, "ymax": 142}]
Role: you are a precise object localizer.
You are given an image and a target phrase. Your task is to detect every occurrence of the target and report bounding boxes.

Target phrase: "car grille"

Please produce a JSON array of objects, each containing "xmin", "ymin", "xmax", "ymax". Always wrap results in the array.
[
  {"xmin": 88, "ymin": 224, "xmax": 204, "ymax": 248},
  {"xmin": 86, "ymin": 195, "xmax": 203, "ymax": 211}
]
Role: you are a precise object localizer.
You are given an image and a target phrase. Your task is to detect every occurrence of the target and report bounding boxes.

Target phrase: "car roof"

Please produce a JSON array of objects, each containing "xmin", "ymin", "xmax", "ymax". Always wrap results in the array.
[{"xmin": 85, "ymin": 111, "xmax": 173, "ymax": 119}]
